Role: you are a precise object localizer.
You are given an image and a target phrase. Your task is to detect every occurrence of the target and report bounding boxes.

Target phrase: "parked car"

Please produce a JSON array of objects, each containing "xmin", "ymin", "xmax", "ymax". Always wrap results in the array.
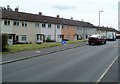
[
  {"xmin": 88, "ymin": 34, "xmax": 106, "ymax": 45},
  {"xmin": 116, "ymin": 33, "xmax": 120, "ymax": 39}
]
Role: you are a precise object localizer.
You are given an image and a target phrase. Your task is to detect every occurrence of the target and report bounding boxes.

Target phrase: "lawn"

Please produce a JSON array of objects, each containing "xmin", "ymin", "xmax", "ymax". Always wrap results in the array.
[
  {"xmin": 8, "ymin": 42, "xmax": 61, "ymax": 53},
  {"xmin": 7, "ymin": 40, "xmax": 87, "ymax": 53},
  {"xmin": 67, "ymin": 40, "xmax": 87, "ymax": 44}
]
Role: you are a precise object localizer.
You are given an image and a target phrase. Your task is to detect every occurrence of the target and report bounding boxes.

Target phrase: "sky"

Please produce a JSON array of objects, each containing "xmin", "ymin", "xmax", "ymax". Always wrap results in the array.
[{"xmin": 0, "ymin": 0, "xmax": 119, "ymax": 30}]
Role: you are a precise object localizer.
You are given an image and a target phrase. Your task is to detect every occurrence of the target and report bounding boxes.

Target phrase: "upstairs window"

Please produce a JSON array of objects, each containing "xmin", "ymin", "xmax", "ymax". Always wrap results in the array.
[
  {"xmin": 4, "ymin": 20, "xmax": 10, "ymax": 25},
  {"xmin": 22, "ymin": 22, "xmax": 27, "ymax": 27},
  {"xmin": 77, "ymin": 27, "xmax": 79, "ymax": 30},
  {"xmin": 35, "ymin": 23, "xmax": 39, "ymax": 27},
  {"xmin": 42, "ymin": 23, "xmax": 46, "ymax": 28},
  {"xmin": 57, "ymin": 24, "xmax": 60, "ymax": 28},
  {"xmin": 48, "ymin": 24, "xmax": 51, "ymax": 28},
  {"xmin": 13, "ymin": 21, "xmax": 19, "ymax": 26}
]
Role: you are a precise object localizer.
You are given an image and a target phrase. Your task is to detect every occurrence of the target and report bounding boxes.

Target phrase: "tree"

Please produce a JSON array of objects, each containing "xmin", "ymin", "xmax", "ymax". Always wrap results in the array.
[{"xmin": 1, "ymin": 5, "xmax": 13, "ymax": 11}]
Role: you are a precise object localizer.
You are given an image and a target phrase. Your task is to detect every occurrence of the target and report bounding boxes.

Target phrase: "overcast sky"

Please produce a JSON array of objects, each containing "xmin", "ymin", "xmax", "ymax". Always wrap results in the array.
[{"xmin": 0, "ymin": 0, "xmax": 119, "ymax": 30}]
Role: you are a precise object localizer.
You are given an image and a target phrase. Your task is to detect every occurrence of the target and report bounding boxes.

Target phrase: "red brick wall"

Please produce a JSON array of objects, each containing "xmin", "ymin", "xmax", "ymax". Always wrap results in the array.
[{"xmin": 62, "ymin": 25, "xmax": 76, "ymax": 40}]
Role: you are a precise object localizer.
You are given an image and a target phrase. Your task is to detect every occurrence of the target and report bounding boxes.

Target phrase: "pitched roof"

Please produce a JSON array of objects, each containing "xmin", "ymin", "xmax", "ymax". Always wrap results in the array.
[
  {"xmin": 94, "ymin": 26, "xmax": 118, "ymax": 32},
  {"xmin": 2, "ymin": 10, "xmax": 61, "ymax": 24},
  {"xmin": 2, "ymin": 9, "xmax": 94, "ymax": 27}
]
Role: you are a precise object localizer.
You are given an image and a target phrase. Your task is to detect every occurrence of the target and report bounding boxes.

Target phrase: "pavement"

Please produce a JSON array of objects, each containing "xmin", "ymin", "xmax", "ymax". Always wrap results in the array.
[{"xmin": 2, "ymin": 41, "xmax": 87, "ymax": 64}]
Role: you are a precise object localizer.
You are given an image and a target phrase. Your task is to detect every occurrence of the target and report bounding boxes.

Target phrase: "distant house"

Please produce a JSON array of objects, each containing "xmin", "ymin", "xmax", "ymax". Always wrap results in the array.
[{"xmin": 95, "ymin": 26, "xmax": 118, "ymax": 36}]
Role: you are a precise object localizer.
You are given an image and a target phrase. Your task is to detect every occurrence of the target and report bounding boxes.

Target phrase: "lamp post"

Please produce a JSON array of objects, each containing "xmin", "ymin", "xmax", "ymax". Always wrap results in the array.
[{"xmin": 99, "ymin": 10, "xmax": 103, "ymax": 34}]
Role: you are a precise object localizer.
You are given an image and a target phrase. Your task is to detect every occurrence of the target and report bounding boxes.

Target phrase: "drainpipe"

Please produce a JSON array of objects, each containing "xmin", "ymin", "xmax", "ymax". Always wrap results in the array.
[{"xmin": 55, "ymin": 25, "xmax": 56, "ymax": 42}]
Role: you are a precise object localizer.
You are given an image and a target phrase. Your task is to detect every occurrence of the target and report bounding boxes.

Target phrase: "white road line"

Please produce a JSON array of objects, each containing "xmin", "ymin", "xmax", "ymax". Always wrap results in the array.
[
  {"xmin": 96, "ymin": 55, "xmax": 118, "ymax": 83},
  {"xmin": 36, "ymin": 51, "xmax": 41, "ymax": 53}
]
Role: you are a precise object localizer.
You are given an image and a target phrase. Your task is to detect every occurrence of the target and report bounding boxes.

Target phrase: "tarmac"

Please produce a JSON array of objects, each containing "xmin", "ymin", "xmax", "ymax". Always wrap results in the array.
[
  {"xmin": 1, "ymin": 41, "xmax": 119, "ymax": 83},
  {"xmin": 2, "ymin": 42, "xmax": 87, "ymax": 64}
]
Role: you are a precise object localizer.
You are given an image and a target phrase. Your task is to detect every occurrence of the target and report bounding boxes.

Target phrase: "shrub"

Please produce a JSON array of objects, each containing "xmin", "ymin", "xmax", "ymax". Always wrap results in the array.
[{"xmin": 2, "ymin": 33, "xmax": 9, "ymax": 52}]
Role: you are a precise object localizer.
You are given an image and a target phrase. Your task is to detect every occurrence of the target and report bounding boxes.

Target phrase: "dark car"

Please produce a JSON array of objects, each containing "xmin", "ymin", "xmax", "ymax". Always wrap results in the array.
[{"xmin": 88, "ymin": 34, "xmax": 106, "ymax": 45}]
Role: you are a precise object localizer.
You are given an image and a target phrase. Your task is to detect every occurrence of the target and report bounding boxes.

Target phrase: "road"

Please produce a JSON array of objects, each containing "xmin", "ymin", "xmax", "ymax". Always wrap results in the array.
[{"xmin": 2, "ymin": 40, "xmax": 118, "ymax": 82}]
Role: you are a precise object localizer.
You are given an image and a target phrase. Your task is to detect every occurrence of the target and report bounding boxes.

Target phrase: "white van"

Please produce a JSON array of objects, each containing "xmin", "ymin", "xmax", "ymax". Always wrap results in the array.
[{"xmin": 106, "ymin": 32, "xmax": 116, "ymax": 41}]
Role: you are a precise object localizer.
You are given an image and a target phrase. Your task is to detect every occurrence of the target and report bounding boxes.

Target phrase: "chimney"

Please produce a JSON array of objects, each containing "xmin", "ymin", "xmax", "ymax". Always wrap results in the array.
[
  {"xmin": 71, "ymin": 17, "xmax": 73, "ymax": 20},
  {"xmin": 57, "ymin": 15, "xmax": 59, "ymax": 18},
  {"xmin": 39, "ymin": 12, "xmax": 42, "ymax": 15},
  {"xmin": 15, "ymin": 7, "xmax": 19, "ymax": 12}
]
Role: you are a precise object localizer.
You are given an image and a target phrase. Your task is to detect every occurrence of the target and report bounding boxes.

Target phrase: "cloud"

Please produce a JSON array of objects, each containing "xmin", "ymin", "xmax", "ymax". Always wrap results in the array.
[{"xmin": 52, "ymin": 5, "xmax": 76, "ymax": 10}]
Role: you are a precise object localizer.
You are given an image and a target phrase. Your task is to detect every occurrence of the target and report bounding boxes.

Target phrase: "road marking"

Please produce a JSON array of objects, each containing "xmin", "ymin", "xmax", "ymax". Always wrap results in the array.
[
  {"xmin": 96, "ymin": 55, "xmax": 118, "ymax": 83},
  {"xmin": 36, "ymin": 51, "xmax": 41, "ymax": 53}
]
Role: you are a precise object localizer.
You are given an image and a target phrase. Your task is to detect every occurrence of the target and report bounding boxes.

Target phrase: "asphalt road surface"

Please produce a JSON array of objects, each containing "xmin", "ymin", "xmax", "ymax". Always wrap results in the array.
[{"xmin": 2, "ymin": 40, "xmax": 118, "ymax": 82}]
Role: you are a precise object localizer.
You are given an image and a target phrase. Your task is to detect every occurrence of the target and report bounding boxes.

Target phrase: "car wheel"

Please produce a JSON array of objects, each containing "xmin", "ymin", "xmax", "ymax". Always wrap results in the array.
[
  {"xmin": 89, "ymin": 42, "xmax": 91, "ymax": 45},
  {"xmin": 104, "ymin": 41, "xmax": 106, "ymax": 44}
]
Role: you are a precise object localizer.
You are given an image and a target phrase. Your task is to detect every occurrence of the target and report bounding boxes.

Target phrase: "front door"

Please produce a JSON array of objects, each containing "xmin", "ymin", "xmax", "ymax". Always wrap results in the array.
[{"xmin": 37, "ymin": 34, "xmax": 45, "ymax": 42}]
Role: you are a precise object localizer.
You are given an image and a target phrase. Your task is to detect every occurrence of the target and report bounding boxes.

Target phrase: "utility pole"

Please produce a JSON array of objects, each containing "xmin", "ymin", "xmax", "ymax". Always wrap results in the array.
[{"xmin": 99, "ymin": 10, "xmax": 103, "ymax": 34}]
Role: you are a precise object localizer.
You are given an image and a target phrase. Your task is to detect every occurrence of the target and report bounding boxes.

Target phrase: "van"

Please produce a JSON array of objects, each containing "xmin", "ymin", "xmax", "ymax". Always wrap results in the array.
[{"xmin": 106, "ymin": 32, "xmax": 116, "ymax": 41}]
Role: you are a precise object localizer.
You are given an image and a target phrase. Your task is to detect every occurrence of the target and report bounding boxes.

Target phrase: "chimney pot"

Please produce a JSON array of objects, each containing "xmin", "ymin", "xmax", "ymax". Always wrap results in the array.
[
  {"xmin": 57, "ymin": 15, "xmax": 59, "ymax": 18},
  {"xmin": 39, "ymin": 12, "xmax": 42, "ymax": 15},
  {"xmin": 15, "ymin": 7, "xmax": 19, "ymax": 12},
  {"xmin": 71, "ymin": 17, "xmax": 73, "ymax": 20}
]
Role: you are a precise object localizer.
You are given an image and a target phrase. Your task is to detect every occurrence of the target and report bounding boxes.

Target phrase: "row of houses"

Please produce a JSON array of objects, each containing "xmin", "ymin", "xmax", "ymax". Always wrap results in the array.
[{"xmin": 0, "ymin": 8, "xmax": 119, "ymax": 44}]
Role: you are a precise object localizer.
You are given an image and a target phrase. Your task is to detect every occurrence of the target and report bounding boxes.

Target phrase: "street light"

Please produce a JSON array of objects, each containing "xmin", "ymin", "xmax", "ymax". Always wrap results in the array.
[{"xmin": 99, "ymin": 10, "xmax": 103, "ymax": 34}]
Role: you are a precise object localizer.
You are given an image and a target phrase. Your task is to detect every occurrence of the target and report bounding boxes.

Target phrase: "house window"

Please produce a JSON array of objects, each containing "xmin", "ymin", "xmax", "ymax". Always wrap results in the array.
[
  {"xmin": 35, "ymin": 23, "xmax": 39, "ymax": 27},
  {"xmin": 48, "ymin": 24, "xmax": 51, "ymax": 28},
  {"xmin": 21, "ymin": 35, "xmax": 27, "ymax": 41},
  {"xmin": 57, "ymin": 24, "xmax": 60, "ymax": 28},
  {"xmin": 22, "ymin": 22, "xmax": 27, "ymax": 27},
  {"xmin": 4, "ymin": 20, "xmax": 10, "ymax": 25},
  {"xmin": 42, "ymin": 23, "xmax": 46, "ymax": 28},
  {"xmin": 81, "ymin": 28, "xmax": 83, "ymax": 30},
  {"xmin": 62, "ymin": 25, "xmax": 64, "ymax": 28},
  {"xmin": 13, "ymin": 21, "xmax": 19, "ymax": 26}
]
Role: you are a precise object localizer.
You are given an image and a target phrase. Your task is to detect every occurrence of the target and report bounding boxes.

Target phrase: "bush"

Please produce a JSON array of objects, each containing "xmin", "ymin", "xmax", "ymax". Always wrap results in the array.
[
  {"xmin": 2, "ymin": 33, "xmax": 9, "ymax": 52},
  {"xmin": 46, "ymin": 37, "xmax": 56, "ymax": 42}
]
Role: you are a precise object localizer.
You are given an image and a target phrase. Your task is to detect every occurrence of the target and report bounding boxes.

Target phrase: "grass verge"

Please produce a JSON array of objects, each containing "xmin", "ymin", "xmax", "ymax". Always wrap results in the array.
[
  {"xmin": 4, "ymin": 40, "xmax": 87, "ymax": 53},
  {"xmin": 7, "ymin": 42, "xmax": 61, "ymax": 53}
]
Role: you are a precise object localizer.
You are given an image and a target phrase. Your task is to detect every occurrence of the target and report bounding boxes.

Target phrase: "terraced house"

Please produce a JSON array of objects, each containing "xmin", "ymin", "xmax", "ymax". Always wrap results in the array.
[
  {"xmin": 61, "ymin": 19, "xmax": 96, "ymax": 40},
  {"xmin": 0, "ymin": 8, "xmax": 62, "ymax": 44},
  {"xmin": 0, "ymin": 7, "xmax": 118, "ymax": 44}
]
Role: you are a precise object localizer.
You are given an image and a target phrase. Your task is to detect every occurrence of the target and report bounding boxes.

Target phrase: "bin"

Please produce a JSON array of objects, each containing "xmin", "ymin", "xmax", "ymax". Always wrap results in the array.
[{"xmin": 61, "ymin": 40, "xmax": 66, "ymax": 44}]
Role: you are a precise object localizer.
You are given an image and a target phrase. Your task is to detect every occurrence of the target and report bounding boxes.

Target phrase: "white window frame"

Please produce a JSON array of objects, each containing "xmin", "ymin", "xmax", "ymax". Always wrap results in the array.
[
  {"xmin": 21, "ymin": 35, "xmax": 27, "ymax": 41},
  {"xmin": 35, "ymin": 23, "xmax": 39, "ymax": 27},
  {"xmin": 48, "ymin": 24, "xmax": 52, "ymax": 28},
  {"xmin": 57, "ymin": 24, "xmax": 60, "ymax": 28},
  {"xmin": 13, "ymin": 20, "xmax": 19, "ymax": 26},
  {"xmin": 42, "ymin": 23, "xmax": 46, "ymax": 28},
  {"xmin": 4, "ymin": 20, "xmax": 10, "ymax": 25},
  {"xmin": 22, "ymin": 22, "xmax": 27, "ymax": 27}
]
